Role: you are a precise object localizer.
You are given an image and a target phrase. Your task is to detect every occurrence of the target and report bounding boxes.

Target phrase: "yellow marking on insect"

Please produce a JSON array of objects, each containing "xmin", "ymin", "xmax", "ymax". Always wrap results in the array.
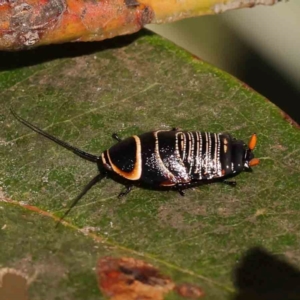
[
  {"xmin": 101, "ymin": 153, "xmax": 112, "ymax": 171},
  {"xmin": 223, "ymin": 138, "xmax": 228, "ymax": 153},
  {"xmin": 160, "ymin": 181, "xmax": 176, "ymax": 187},
  {"xmin": 107, "ymin": 136, "xmax": 142, "ymax": 180}
]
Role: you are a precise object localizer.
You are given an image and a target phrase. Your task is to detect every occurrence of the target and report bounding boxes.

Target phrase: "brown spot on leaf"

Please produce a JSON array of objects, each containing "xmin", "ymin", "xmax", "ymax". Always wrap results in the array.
[
  {"xmin": 158, "ymin": 198, "xmax": 207, "ymax": 231},
  {"xmin": 271, "ymin": 144, "xmax": 288, "ymax": 151},
  {"xmin": 97, "ymin": 257, "xmax": 174, "ymax": 300},
  {"xmin": 175, "ymin": 283, "xmax": 205, "ymax": 299},
  {"xmin": 0, "ymin": 268, "xmax": 29, "ymax": 300},
  {"xmin": 97, "ymin": 257, "xmax": 204, "ymax": 300}
]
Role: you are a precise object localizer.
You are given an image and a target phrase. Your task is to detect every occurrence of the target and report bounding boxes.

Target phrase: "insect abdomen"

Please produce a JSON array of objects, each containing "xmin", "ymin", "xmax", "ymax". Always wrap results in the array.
[{"xmin": 175, "ymin": 131, "xmax": 224, "ymax": 181}]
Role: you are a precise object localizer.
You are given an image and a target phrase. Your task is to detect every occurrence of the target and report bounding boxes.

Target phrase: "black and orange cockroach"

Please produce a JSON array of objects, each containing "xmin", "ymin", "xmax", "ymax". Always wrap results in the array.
[{"xmin": 11, "ymin": 110, "xmax": 259, "ymax": 223}]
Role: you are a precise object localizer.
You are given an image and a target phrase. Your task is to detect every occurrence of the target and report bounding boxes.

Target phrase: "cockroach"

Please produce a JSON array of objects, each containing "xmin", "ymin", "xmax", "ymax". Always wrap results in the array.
[{"xmin": 11, "ymin": 110, "xmax": 259, "ymax": 223}]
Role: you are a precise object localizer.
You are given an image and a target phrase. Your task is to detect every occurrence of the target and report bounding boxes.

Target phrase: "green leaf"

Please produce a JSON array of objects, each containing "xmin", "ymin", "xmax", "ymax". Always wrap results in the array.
[{"xmin": 1, "ymin": 31, "xmax": 300, "ymax": 299}]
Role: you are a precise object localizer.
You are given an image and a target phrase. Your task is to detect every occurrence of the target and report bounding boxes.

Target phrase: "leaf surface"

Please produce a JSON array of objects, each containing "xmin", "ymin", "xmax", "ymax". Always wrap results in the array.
[{"xmin": 1, "ymin": 31, "xmax": 300, "ymax": 299}]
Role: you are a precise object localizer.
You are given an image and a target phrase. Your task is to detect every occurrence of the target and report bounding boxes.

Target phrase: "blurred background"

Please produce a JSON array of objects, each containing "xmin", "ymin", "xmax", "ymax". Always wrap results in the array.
[{"xmin": 147, "ymin": 1, "xmax": 300, "ymax": 125}]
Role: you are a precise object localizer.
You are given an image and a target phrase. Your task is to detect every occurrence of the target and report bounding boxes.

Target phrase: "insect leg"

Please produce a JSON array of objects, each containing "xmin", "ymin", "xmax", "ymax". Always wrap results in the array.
[
  {"xmin": 112, "ymin": 133, "xmax": 122, "ymax": 142},
  {"xmin": 223, "ymin": 181, "xmax": 237, "ymax": 187},
  {"xmin": 172, "ymin": 127, "xmax": 181, "ymax": 131},
  {"xmin": 175, "ymin": 185, "xmax": 185, "ymax": 196},
  {"xmin": 118, "ymin": 185, "xmax": 133, "ymax": 198},
  {"xmin": 178, "ymin": 189, "xmax": 185, "ymax": 196},
  {"xmin": 56, "ymin": 172, "xmax": 106, "ymax": 227}
]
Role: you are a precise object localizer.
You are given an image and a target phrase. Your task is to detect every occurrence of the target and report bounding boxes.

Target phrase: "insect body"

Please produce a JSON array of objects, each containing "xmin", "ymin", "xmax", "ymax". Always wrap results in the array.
[{"xmin": 11, "ymin": 110, "xmax": 259, "ymax": 222}]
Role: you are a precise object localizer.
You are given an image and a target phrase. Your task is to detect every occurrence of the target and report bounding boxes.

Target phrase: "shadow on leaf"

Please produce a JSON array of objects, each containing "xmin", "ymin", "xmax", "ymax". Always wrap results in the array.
[
  {"xmin": 0, "ymin": 30, "xmax": 151, "ymax": 71},
  {"xmin": 233, "ymin": 246, "xmax": 300, "ymax": 300}
]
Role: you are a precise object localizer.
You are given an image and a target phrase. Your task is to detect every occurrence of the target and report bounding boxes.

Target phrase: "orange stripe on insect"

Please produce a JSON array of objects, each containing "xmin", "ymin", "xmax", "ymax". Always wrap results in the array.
[
  {"xmin": 101, "ymin": 152, "xmax": 112, "ymax": 171},
  {"xmin": 223, "ymin": 138, "xmax": 228, "ymax": 153},
  {"xmin": 107, "ymin": 136, "xmax": 142, "ymax": 180},
  {"xmin": 160, "ymin": 181, "xmax": 176, "ymax": 187}
]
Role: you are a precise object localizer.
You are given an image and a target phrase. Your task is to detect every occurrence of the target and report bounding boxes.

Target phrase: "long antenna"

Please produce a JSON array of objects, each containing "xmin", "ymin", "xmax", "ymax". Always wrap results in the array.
[
  {"xmin": 11, "ymin": 109, "xmax": 99, "ymax": 163},
  {"xmin": 56, "ymin": 173, "xmax": 106, "ymax": 227}
]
